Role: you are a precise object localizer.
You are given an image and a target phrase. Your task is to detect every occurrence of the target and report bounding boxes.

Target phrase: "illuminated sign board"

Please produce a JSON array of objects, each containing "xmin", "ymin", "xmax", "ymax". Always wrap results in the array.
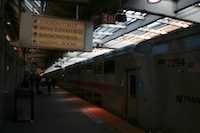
[
  {"xmin": 20, "ymin": 13, "xmax": 93, "ymax": 51},
  {"xmin": 102, "ymin": 13, "xmax": 115, "ymax": 24}
]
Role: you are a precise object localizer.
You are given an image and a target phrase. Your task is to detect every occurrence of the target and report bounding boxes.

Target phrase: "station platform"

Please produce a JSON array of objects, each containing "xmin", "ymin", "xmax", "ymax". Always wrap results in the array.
[{"xmin": 4, "ymin": 86, "xmax": 146, "ymax": 133}]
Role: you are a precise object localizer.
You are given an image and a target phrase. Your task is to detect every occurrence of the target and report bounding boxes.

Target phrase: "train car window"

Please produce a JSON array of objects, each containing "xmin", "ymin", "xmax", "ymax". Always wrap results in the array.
[
  {"xmin": 130, "ymin": 75, "xmax": 136, "ymax": 98},
  {"xmin": 94, "ymin": 62, "xmax": 102, "ymax": 74},
  {"xmin": 74, "ymin": 67, "xmax": 77, "ymax": 74},
  {"xmin": 81, "ymin": 65, "xmax": 86, "ymax": 74},
  {"xmin": 87, "ymin": 64, "xmax": 93, "ymax": 74},
  {"xmin": 77, "ymin": 67, "xmax": 81, "ymax": 74},
  {"xmin": 66, "ymin": 70, "xmax": 69, "ymax": 75},
  {"xmin": 117, "ymin": 58, "xmax": 120, "ymax": 70},
  {"xmin": 104, "ymin": 60, "xmax": 115, "ymax": 74},
  {"xmin": 72, "ymin": 68, "xmax": 75, "ymax": 75},
  {"xmin": 69, "ymin": 68, "xmax": 72, "ymax": 75}
]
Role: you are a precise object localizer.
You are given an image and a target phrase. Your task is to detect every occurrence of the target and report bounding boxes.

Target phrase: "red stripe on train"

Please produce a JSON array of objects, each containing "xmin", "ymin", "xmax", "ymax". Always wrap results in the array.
[{"xmin": 72, "ymin": 80, "xmax": 114, "ymax": 92}]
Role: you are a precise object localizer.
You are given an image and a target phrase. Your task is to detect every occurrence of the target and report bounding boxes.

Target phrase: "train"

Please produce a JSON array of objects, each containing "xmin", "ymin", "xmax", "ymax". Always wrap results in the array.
[{"xmin": 53, "ymin": 24, "xmax": 200, "ymax": 133}]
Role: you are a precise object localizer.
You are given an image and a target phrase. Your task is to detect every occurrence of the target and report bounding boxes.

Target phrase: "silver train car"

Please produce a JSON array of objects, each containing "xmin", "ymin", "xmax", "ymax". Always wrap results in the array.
[{"xmin": 56, "ymin": 24, "xmax": 200, "ymax": 133}]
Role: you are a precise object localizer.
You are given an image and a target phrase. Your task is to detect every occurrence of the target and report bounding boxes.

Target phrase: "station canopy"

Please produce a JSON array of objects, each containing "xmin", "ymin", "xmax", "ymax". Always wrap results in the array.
[{"xmin": 3, "ymin": 0, "xmax": 200, "ymax": 74}]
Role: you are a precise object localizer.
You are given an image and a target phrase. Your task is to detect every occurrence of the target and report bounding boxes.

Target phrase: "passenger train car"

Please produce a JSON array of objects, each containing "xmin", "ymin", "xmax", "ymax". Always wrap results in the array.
[{"xmin": 55, "ymin": 24, "xmax": 200, "ymax": 133}]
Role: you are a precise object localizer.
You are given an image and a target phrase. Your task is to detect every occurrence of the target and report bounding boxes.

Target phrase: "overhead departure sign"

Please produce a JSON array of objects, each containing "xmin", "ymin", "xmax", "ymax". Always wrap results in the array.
[
  {"xmin": 20, "ymin": 13, "xmax": 93, "ymax": 51},
  {"xmin": 31, "ymin": 15, "xmax": 85, "ymax": 50}
]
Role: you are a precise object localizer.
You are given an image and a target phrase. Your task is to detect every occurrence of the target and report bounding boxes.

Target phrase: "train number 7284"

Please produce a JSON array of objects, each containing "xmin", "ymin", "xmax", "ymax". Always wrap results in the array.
[{"xmin": 167, "ymin": 58, "xmax": 185, "ymax": 67}]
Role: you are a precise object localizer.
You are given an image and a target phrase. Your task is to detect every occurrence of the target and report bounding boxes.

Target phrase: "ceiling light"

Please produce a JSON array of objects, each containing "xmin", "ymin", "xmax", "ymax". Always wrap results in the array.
[
  {"xmin": 7, "ymin": 21, "xmax": 11, "ymax": 25},
  {"xmin": 101, "ymin": 24, "xmax": 126, "ymax": 29},
  {"xmin": 93, "ymin": 32, "xmax": 113, "ymax": 35},
  {"xmin": 147, "ymin": 0, "xmax": 162, "ymax": 4}
]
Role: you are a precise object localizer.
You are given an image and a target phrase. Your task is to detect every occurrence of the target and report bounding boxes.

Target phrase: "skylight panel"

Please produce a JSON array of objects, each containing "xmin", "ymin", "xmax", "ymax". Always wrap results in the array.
[
  {"xmin": 93, "ymin": 34, "xmax": 102, "ymax": 38},
  {"xmin": 33, "ymin": 8, "xmax": 40, "ymax": 14},
  {"xmin": 137, "ymin": 27, "xmax": 167, "ymax": 35},
  {"xmin": 93, "ymin": 32, "xmax": 113, "ymax": 35},
  {"xmin": 68, "ymin": 57, "xmax": 87, "ymax": 62},
  {"xmin": 108, "ymin": 41, "xmax": 133, "ymax": 49},
  {"xmin": 158, "ymin": 25, "xmax": 180, "ymax": 33},
  {"xmin": 94, "ymin": 27, "xmax": 101, "ymax": 31},
  {"xmin": 125, "ymin": 10, "xmax": 135, "ymax": 14},
  {"xmin": 93, "ymin": 34, "xmax": 106, "ymax": 39},
  {"xmin": 115, "ymin": 21, "xmax": 125, "ymax": 25},
  {"xmin": 157, "ymin": 18, "xmax": 193, "ymax": 28},
  {"xmin": 135, "ymin": 12, "xmax": 142, "ymax": 16},
  {"xmin": 93, "ymin": 38, "xmax": 103, "ymax": 44},
  {"xmin": 99, "ymin": 34, "xmax": 108, "ymax": 39},
  {"xmin": 108, "ymin": 28, "xmax": 119, "ymax": 33},
  {"xmin": 126, "ymin": 18, "xmax": 137, "ymax": 25},
  {"xmin": 107, "ymin": 16, "xmax": 194, "ymax": 47},
  {"xmin": 101, "ymin": 24, "xmax": 126, "ymax": 29},
  {"xmin": 61, "ymin": 57, "xmax": 70, "ymax": 61},
  {"xmin": 98, "ymin": 27, "xmax": 109, "ymax": 32},
  {"xmin": 42, "ymin": 2, "xmax": 46, "ymax": 12},
  {"xmin": 106, "ymin": 28, "xmax": 116, "ymax": 32},
  {"xmin": 125, "ymin": 14, "xmax": 145, "ymax": 20},
  {"xmin": 24, "ymin": 0, "xmax": 40, "ymax": 14},
  {"xmin": 24, "ymin": 0, "xmax": 33, "ymax": 10},
  {"xmin": 60, "ymin": 62, "xmax": 75, "ymax": 69},
  {"xmin": 64, "ymin": 52, "xmax": 81, "ymax": 57},
  {"xmin": 104, "ymin": 40, "xmax": 117, "ymax": 46},
  {"xmin": 147, "ymin": 22, "xmax": 161, "ymax": 28},
  {"xmin": 78, "ymin": 48, "xmax": 112, "ymax": 59},
  {"xmin": 142, "ymin": 13, "xmax": 147, "ymax": 16},
  {"xmin": 44, "ymin": 66, "xmax": 61, "ymax": 74},
  {"xmin": 126, "ymin": 17, "xmax": 133, "ymax": 22},
  {"xmin": 142, "ymin": 32, "xmax": 160, "ymax": 39},
  {"xmin": 34, "ymin": 0, "xmax": 41, "ymax": 7},
  {"xmin": 129, "ymin": 30, "xmax": 142, "ymax": 34}
]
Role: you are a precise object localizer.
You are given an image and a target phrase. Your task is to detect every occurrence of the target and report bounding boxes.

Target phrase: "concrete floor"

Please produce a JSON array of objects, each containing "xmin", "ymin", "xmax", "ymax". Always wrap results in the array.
[{"xmin": 4, "ymin": 87, "xmax": 145, "ymax": 133}]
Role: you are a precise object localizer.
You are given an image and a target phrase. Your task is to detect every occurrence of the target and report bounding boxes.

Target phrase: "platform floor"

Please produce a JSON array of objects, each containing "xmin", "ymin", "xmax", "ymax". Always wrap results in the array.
[{"xmin": 4, "ymin": 86, "xmax": 146, "ymax": 133}]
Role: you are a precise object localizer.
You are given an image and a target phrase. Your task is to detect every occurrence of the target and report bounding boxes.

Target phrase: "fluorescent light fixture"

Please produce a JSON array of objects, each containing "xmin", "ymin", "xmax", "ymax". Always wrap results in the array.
[
  {"xmin": 93, "ymin": 32, "xmax": 113, "ymax": 35},
  {"xmin": 93, "ymin": 38, "xmax": 103, "ymax": 43},
  {"xmin": 125, "ymin": 14, "xmax": 145, "ymax": 20},
  {"xmin": 101, "ymin": 24, "xmax": 126, "ymax": 29},
  {"xmin": 147, "ymin": 0, "xmax": 161, "ymax": 4}
]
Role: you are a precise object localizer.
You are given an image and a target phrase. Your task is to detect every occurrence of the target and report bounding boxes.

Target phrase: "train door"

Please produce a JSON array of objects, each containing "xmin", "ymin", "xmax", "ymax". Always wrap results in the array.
[{"xmin": 126, "ymin": 70, "xmax": 138, "ymax": 124}]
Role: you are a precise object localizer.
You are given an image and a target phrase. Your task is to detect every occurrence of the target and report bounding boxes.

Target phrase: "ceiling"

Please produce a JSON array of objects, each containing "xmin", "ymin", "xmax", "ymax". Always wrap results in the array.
[{"xmin": 2, "ymin": 0, "xmax": 200, "ymax": 74}]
